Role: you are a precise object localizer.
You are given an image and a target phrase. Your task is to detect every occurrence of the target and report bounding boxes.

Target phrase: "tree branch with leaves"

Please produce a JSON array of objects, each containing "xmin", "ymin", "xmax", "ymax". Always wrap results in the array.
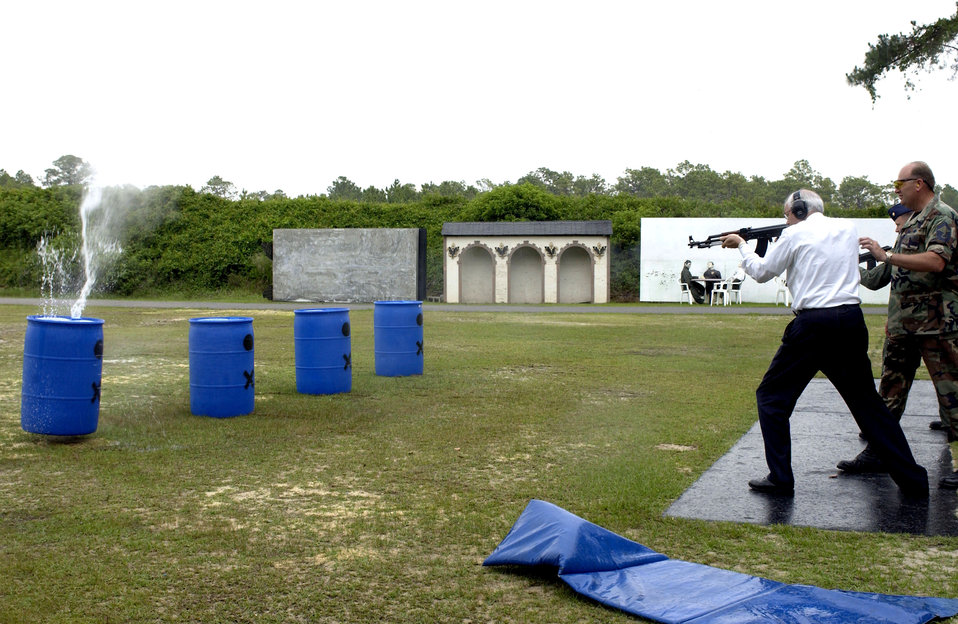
[{"xmin": 848, "ymin": 3, "xmax": 958, "ymax": 103}]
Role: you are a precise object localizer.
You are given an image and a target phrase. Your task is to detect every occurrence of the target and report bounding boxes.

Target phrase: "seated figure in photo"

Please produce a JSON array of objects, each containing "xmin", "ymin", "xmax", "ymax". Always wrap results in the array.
[
  {"xmin": 702, "ymin": 261, "xmax": 722, "ymax": 300},
  {"xmin": 680, "ymin": 260, "xmax": 705, "ymax": 303}
]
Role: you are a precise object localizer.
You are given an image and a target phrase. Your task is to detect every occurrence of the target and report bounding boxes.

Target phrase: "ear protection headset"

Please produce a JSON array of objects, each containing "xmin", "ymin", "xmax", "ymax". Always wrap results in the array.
[{"xmin": 790, "ymin": 191, "xmax": 808, "ymax": 220}]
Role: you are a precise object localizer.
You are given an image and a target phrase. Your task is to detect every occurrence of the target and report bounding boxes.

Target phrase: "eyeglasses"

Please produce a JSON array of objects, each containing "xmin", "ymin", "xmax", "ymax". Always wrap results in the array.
[{"xmin": 893, "ymin": 177, "xmax": 921, "ymax": 190}]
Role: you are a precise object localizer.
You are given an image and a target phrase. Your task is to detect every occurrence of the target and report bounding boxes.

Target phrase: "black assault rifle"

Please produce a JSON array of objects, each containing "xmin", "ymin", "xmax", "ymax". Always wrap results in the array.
[
  {"xmin": 859, "ymin": 246, "xmax": 892, "ymax": 270},
  {"xmin": 688, "ymin": 224, "xmax": 787, "ymax": 257}
]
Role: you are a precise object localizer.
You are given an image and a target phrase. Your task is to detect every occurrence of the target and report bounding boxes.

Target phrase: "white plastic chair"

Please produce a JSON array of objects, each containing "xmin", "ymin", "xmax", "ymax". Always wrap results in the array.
[
  {"xmin": 774, "ymin": 276, "xmax": 791, "ymax": 306},
  {"xmin": 710, "ymin": 279, "xmax": 731, "ymax": 306},
  {"xmin": 678, "ymin": 281, "xmax": 694, "ymax": 304},
  {"xmin": 727, "ymin": 279, "xmax": 743, "ymax": 304}
]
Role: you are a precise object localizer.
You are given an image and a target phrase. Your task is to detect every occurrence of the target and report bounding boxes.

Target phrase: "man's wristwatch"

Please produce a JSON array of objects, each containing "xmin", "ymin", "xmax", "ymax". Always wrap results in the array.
[{"xmin": 885, "ymin": 251, "xmax": 895, "ymax": 263}]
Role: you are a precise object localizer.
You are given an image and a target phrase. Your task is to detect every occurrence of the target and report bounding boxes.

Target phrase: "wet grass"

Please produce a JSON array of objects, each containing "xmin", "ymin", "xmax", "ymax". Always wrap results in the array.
[{"xmin": 0, "ymin": 304, "xmax": 954, "ymax": 623}]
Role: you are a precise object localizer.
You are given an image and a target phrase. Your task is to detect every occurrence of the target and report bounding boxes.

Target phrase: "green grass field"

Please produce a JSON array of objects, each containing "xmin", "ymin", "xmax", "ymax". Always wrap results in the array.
[{"xmin": 0, "ymin": 304, "xmax": 955, "ymax": 623}]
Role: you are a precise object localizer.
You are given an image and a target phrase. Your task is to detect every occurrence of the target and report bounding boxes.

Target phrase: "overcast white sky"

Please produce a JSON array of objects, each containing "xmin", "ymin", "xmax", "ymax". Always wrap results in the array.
[{"xmin": 3, "ymin": 1, "xmax": 956, "ymax": 198}]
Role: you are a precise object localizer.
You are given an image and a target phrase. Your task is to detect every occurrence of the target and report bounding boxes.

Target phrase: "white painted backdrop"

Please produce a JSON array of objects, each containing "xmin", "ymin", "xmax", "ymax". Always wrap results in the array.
[{"xmin": 639, "ymin": 218, "xmax": 898, "ymax": 305}]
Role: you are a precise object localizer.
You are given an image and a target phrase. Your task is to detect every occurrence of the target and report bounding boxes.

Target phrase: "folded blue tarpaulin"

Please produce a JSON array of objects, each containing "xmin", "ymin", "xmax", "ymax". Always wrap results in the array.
[{"xmin": 483, "ymin": 500, "xmax": 958, "ymax": 624}]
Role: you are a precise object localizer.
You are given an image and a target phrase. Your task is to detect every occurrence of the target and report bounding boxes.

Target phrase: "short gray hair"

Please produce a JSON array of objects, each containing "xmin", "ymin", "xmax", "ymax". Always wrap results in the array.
[{"xmin": 785, "ymin": 189, "xmax": 824, "ymax": 215}]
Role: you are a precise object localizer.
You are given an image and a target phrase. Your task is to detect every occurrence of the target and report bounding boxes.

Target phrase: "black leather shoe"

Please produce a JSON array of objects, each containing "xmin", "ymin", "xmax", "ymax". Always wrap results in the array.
[
  {"xmin": 748, "ymin": 477, "xmax": 794, "ymax": 496},
  {"xmin": 940, "ymin": 471, "xmax": 958, "ymax": 490},
  {"xmin": 837, "ymin": 450, "xmax": 887, "ymax": 474},
  {"xmin": 929, "ymin": 420, "xmax": 945, "ymax": 431}
]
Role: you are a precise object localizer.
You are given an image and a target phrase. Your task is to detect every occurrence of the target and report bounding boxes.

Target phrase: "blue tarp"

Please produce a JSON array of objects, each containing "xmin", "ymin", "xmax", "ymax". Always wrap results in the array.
[{"xmin": 484, "ymin": 500, "xmax": 958, "ymax": 623}]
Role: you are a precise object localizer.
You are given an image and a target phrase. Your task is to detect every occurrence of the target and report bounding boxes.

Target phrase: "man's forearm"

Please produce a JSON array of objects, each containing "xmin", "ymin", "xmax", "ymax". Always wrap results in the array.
[
  {"xmin": 888, "ymin": 250, "xmax": 945, "ymax": 273},
  {"xmin": 859, "ymin": 262, "xmax": 891, "ymax": 291}
]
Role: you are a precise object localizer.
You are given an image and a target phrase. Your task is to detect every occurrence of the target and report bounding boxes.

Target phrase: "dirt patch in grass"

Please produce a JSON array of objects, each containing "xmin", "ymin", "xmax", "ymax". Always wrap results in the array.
[
  {"xmin": 901, "ymin": 546, "xmax": 958, "ymax": 578},
  {"xmin": 511, "ymin": 317, "xmax": 628, "ymax": 328},
  {"xmin": 493, "ymin": 365, "xmax": 554, "ymax": 381},
  {"xmin": 104, "ymin": 356, "xmax": 188, "ymax": 385},
  {"xmin": 626, "ymin": 346, "xmax": 698, "ymax": 357},
  {"xmin": 581, "ymin": 389, "xmax": 655, "ymax": 405}
]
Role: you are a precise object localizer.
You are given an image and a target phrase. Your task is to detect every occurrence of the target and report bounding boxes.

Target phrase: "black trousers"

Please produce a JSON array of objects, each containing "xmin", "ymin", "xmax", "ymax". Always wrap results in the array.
[{"xmin": 755, "ymin": 304, "xmax": 927, "ymax": 492}]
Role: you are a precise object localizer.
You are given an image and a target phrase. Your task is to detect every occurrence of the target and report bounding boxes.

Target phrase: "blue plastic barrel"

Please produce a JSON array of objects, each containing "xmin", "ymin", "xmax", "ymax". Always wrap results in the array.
[
  {"xmin": 294, "ymin": 308, "xmax": 351, "ymax": 395},
  {"xmin": 21, "ymin": 315, "xmax": 105, "ymax": 436},
  {"xmin": 374, "ymin": 301, "xmax": 423, "ymax": 376},
  {"xmin": 189, "ymin": 317, "xmax": 254, "ymax": 417}
]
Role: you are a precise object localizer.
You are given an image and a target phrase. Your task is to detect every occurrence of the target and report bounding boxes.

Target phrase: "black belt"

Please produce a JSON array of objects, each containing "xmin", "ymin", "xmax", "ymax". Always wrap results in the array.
[{"xmin": 794, "ymin": 303, "xmax": 859, "ymax": 316}]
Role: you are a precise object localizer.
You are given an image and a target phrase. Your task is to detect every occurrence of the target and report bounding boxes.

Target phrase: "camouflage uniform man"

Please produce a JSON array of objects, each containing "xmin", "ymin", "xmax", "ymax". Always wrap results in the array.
[
  {"xmin": 847, "ymin": 161, "xmax": 958, "ymax": 490},
  {"xmin": 859, "ymin": 204, "xmax": 949, "ymax": 434}
]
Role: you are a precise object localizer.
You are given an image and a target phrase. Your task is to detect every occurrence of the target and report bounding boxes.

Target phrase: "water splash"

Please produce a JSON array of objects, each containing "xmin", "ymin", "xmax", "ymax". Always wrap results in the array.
[
  {"xmin": 37, "ymin": 184, "xmax": 124, "ymax": 319},
  {"xmin": 37, "ymin": 234, "xmax": 79, "ymax": 317},
  {"xmin": 71, "ymin": 185, "xmax": 124, "ymax": 318}
]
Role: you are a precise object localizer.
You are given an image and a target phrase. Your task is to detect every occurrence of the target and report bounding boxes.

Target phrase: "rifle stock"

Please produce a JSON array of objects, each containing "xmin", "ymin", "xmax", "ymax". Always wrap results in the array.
[{"xmin": 688, "ymin": 224, "xmax": 787, "ymax": 258}]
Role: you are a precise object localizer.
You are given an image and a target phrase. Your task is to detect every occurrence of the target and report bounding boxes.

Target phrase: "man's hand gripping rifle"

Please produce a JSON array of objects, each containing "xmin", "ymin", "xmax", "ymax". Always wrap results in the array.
[
  {"xmin": 688, "ymin": 224, "xmax": 787, "ymax": 257},
  {"xmin": 859, "ymin": 246, "xmax": 892, "ymax": 270}
]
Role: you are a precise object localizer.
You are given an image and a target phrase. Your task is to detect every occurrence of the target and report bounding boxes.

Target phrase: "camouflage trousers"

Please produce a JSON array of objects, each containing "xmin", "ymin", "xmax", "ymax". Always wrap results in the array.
[{"xmin": 878, "ymin": 332, "xmax": 958, "ymax": 440}]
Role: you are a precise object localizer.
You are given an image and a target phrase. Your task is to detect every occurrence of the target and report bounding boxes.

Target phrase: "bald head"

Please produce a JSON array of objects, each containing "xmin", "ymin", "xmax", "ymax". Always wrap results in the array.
[{"xmin": 896, "ymin": 162, "xmax": 936, "ymax": 210}]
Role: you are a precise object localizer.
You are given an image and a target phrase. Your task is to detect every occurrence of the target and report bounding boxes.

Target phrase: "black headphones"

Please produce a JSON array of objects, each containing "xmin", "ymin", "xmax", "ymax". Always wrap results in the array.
[{"xmin": 790, "ymin": 191, "xmax": 808, "ymax": 220}]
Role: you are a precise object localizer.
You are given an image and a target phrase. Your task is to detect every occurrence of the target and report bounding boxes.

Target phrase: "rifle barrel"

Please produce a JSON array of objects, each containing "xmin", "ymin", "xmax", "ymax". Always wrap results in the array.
[{"xmin": 687, "ymin": 223, "xmax": 787, "ymax": 257}]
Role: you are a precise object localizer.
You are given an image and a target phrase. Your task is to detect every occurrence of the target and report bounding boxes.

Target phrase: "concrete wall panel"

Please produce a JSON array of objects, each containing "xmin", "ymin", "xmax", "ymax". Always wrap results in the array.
[{"xmin": 273, "ymin": 228, "xmax": 425, "ymax": 302}]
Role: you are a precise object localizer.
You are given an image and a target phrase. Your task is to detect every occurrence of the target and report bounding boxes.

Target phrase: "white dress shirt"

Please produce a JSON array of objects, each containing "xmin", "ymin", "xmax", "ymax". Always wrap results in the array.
[{"xmin": 737, "ymin": 212, "xmax": 862, "ymax": 311}]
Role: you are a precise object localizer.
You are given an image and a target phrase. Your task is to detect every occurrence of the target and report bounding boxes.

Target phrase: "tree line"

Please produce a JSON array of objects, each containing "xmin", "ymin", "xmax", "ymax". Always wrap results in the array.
[
  {"xmin": 6, "ymin": 154, "xmax": 958, "ymax": 210},
  {"xmin": 238, "ymin": 160, "xmax": 957, "ymax": 211}
]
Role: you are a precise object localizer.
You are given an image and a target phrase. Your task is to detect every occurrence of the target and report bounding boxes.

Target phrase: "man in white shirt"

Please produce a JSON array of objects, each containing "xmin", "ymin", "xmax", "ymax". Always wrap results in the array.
[{"xmin": 720, "ymin": 189, "xmax": 928, "ymax": 498}]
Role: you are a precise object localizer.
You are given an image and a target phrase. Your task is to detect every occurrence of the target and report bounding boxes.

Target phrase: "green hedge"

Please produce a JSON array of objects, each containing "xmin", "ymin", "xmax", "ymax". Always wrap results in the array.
[{"xmin": 0, "ymin": 184, "xmax": 886, "ymax": 300}]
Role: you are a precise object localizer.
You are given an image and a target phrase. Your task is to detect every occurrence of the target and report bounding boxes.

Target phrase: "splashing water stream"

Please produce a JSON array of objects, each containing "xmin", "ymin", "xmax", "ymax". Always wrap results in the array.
[
  {"xmin": 37, "ymin": 185, "xmax": 123, "ymax": 319},
  {"xmin": 37, "ymin": 234, "xmax": 78, "ymax": 317},
  {"xmin": 71, "ymin": 186, "xmax": 103, "ymax": 318}
]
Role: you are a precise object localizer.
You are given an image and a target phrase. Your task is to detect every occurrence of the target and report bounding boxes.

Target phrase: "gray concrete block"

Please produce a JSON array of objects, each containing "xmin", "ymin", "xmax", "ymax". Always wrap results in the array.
[{"xmin": 273, "ymin": 228, "xmax": 425, "ymax": 302}]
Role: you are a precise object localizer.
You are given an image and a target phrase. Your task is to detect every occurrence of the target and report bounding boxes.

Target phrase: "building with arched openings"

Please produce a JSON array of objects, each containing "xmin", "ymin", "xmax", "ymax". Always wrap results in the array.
[{"xmin": 441, "ymin": 221, "xmax": 611, "ymax": 304}]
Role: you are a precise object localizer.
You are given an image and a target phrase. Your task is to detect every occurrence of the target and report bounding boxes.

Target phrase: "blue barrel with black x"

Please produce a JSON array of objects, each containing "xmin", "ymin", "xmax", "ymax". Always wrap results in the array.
[
  {"xmin": 21, "ymin": 315, "xmax": 104, "ymax": 435},
  {"xmin": 294, "ymin": 308, "xmax": 351, "ymax": 394},
  {"xmin": 189, "ymin": 316, "xmax": 254, "ymax": 417},
  {"xmin": 374, "ymin": 301, "xmax": 423, "ymax": 377}
]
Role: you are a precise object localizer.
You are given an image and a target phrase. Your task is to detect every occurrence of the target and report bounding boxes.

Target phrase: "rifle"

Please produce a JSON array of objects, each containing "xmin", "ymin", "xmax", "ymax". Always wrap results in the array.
[
  {"xmin": 688, "ymin": 224, "xmax": 787, "ymax": 258},
  {"xmin": 859, "ymin": 246, "xmax": 892, "ymax": 270}
]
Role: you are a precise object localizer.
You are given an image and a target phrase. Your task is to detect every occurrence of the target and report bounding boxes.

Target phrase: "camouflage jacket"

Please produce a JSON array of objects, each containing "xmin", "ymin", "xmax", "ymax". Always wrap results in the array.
[{"xmin": 860, "ymin": 198, "xmax": 958, "ymax": 335}]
